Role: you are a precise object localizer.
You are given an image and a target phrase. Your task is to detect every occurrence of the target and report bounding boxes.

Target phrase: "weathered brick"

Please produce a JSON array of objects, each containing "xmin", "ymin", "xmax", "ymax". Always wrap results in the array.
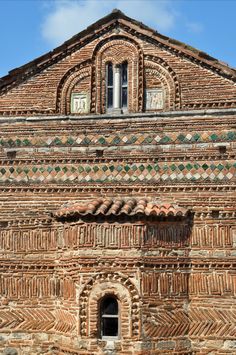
[{"xmin": 0, "ymin": 9, "xmax": 235, "ymax": 355}]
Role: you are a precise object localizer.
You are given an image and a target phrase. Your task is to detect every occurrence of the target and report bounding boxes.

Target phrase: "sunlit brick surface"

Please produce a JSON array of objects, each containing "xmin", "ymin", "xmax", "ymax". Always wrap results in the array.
[{"xmin": 0, "ymin": 10, "xmax": 236, "ymax": 355}]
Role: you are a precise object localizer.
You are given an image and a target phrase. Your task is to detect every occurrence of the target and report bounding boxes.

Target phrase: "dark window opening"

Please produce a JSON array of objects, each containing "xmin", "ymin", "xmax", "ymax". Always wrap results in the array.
[
  {"xmin": 219, "ymin": 145, "xmax": 227, "ymax": 154},
  {"xmin": 107, "ymin": 63, "xmax": 113, "ymax": 108},
  {"xmin": 100, "ymin": 296, "xmax": 119, "ymax": 338},
  {"xmin": 121, "ymin": 62, "xmax": 128, "ymax": 108},
  {"xmin": 6, "ymin": 150, "xmax": 17, "ymax": 160},
  {"xmin": 96, "ymin": 149, "xmax": 104, "ymax": 157}
]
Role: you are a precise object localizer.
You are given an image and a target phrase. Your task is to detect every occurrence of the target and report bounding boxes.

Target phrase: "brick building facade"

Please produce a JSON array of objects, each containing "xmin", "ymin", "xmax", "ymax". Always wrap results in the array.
[{"xmin": 0, "ymin": 10, "xmax": 236, "ymax": 355}]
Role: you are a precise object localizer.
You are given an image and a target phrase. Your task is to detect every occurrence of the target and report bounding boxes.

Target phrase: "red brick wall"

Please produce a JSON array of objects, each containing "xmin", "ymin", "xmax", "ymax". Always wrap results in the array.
[
  {"xmin": 1, "ymin": 18, "xmax": 236, "ymax": 115},
  {"xmin": 0, "ymin": 14, "xmax": 236, "ymax": 355}
]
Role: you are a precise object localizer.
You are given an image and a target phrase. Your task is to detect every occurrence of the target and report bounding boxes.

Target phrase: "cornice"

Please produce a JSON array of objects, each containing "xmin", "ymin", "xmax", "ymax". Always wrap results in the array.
[
  {"xmin": 0, "ymin": 151, "xmax": 234, "ymax": 164},
  {"xmin": 1, "ymin": 257, "xmax": 235, "ymax": 271},
  {"xmin": 0, "ymin": 183, "xmax": 235, "ymax": 194},
  {"xmin": 1, "ymin": 108, "xmax": 236, "ymax": 124}
]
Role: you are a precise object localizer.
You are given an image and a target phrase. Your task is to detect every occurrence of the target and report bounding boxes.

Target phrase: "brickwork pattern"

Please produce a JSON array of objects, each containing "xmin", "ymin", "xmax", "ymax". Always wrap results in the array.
[{"xmin": 0, "ymin": 10, "xmax": 236, "ymax": 355}]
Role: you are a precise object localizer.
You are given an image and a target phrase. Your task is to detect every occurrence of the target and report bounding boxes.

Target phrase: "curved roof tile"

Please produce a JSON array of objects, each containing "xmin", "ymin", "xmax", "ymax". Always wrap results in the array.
[{"xmin": 54, "ymin": 198, "xmax": 189, "ymax": 219}]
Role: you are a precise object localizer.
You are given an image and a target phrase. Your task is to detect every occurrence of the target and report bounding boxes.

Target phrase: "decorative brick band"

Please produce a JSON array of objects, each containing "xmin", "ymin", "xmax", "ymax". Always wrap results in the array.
[{"xmin": 0, "ymin": 160, "xmax": 234, "ymax": 184}]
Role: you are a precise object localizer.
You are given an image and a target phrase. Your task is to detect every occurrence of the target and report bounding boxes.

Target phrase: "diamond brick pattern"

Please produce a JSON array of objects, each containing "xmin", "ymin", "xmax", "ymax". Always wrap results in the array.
[
  {"xmin": 0, "ymin": 129, "xmax": 236, "ymax": 148},
  {"xmin": 0, "ymin": 161, "xmax": 235, "ymax": 183},
  {"xmin": 1, "ymin": 9, "xmax": 236, "ymax": 355}
]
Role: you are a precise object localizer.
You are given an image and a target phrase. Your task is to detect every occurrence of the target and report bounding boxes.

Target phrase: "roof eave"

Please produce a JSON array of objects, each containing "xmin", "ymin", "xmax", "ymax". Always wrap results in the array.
[{"xmin": 0, "ymin": 8, "xmax": 236, "ymax": 91}]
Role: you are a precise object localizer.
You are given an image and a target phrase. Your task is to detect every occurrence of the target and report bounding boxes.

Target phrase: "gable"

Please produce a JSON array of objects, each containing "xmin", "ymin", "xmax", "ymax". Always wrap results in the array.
[{"xmin": 0, "ymin": 10, "xmax": 236, "ymax": 117}]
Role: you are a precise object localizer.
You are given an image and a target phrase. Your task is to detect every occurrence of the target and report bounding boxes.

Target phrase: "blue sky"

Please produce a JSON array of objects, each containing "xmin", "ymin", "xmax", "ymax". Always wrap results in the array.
[{"xmin": 0, "ymin": 0, "xmax": 236, "ymax": 78}]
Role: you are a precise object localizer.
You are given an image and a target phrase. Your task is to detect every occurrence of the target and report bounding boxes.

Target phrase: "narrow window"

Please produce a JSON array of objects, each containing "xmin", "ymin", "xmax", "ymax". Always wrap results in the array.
[
  {"xmin": 107, "ymin": 62, "xmax": 113, "ymax": 108},
  {"xmin": 121, "ymin": 62, "xmax": 128, "ymax": 108},
  {"xmin": 100, "ymin": 296, "xmax": 119, "ymax": 338}
]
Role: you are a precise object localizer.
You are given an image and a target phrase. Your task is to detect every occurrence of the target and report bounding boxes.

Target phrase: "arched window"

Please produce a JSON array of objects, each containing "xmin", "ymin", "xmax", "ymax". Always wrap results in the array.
[
  {"xmin": 100, "ymin": 296, "xmax": 119, "ymax": 338},
  {"xmin": 121, "ymin": 61, "xmax": 128, "ymax": 108},
  {"xmin": 106, "ymin": 62, "xmax": 113, "ymax": 108},
  {"xmin": 106, "ymin": 62, "xmax": 128, "ymax": 111}
]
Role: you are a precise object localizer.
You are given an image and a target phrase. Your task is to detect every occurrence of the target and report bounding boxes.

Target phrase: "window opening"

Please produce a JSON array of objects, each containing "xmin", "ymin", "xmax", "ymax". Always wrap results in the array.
[
  {"xmin": 121, "ymin": 62, "xmax": 128, "ymax": 108},
  {"xmin": 107, "ymin": 62, "xmax": 113, "ymax": 108},
  {"xmin": 106, "ymin": 62, "xmax": 128, "ymax": 111},
  {"xmin": 100, "ymin": 296, "xmax": 119, "ymax": 338}
]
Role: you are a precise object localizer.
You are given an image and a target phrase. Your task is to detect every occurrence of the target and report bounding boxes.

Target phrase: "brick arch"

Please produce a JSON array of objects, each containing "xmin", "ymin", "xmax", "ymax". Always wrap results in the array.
[
  {"xmin": 91, "ymin": 35, "xmax": 144, "ymax": 113},
  {"xmin": 79, "ymin": 272, "xmax": 140, "ymax": 339},
  {"xmin": 56, "ymin": 59, "xmax": 91, "ymax": 114},
  {"xmin": 144, "ymin": 55, "xmax": 181, "ymax": 109}
]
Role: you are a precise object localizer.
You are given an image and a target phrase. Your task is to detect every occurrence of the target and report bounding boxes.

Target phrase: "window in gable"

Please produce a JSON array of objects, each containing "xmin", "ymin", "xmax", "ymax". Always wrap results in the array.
[
  {"xmin": 107, "ymin": 62, "xmax": 114, "ymax": 109},
  {"xmin": 106, "ymin": 62, "xmax": 128, "ymax": 112},
  {"xmin": 121, "ymin": 61, "xmax": 128, "ymax": 108}
]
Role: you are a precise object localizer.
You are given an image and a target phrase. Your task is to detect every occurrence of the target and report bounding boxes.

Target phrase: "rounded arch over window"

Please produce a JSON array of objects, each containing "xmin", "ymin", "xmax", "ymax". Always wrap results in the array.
[
  {"xmin": 100, "ymin": 295, "xmax": 119, "ymax": 338},
  {"xmin": 79, "ymin": 272, "xmax": 140, "ymax": 339},
  {"xmin": 91, "ymin": 35, "xmax": 144, "ymax": 114}
]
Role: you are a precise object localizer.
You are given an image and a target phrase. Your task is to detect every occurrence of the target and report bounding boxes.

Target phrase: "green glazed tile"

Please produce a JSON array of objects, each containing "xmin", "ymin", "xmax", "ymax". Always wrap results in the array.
[
  {"xmin": 112, "ymin": 136, "xmax": 121, "ymax": 144},
  {"xmin": 202, "ymin": 164, "xmax": 209, "ymax": 170},
  {"xmin": 78, "ymin": 166, "xmax": 84, "ymax": 173},
  {"xmin": 15, "ymin": 139, "xmax": 22, "ymax": 146},
  {"xmin": 85, "ymin": 166, "xmax": 91, "ymax": 173},
  {"xmin": 178, "ymin": 164, "xmax": 185, "ymax": 171},
  {"xmin": 98, "ymin": 137, "xmax": 106, "ymax": 145},
  {"xmin": 93, "ymin": 166, "xmax": 99, "ymax": 172},
  {"xmin": 193, "ymin": 133, "xmax": 200, "ymax": 142},
  {"xmin": 54, "ymin": 137, "xmax": 62, "ymax": 146},
  {"xmin": 139, "ymin": 165, "xmax": 145, "ymax": 172},
  {"xmin": 210, "ymin": 133, "xmax": 218, "ymax": 141},
  {"xmin": 67, "ymin": 137, "xmax": 75, "ymax": 145},
  {"xmin": 177, "ymin": 134, "xmax": 185, "ymax": 142},
  {"xmin": 186, "ymin": 163, "xmax": 193, "ymax": 171},
  {"xmin": 227, "ymin": 131, "xmax": 236, "ymax": 141}
]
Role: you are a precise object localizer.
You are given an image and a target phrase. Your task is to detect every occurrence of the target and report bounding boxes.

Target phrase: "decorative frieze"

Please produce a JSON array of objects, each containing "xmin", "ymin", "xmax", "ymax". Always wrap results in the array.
[
  {"xmin": 142, "ymin": 270, "xmax": 236, "ymax": 297},
  {"xmin": 0, "ymin": 160, "xmax": 235, "ymax": 184},
  {"xmin": 0, "ymin": 129, "xmax": 235, "ymax": 148},
  {"xmin": 191, "ymin": 225, "xmax": 233, "ymax": 248},
  {"xmin": 0, "ymin": 227, "xmax": 57, "ymax": 252},
  {"xmin": 1, "ymin": 222, "xmax": 235, "ymax": 252},
  {"xmin": 67, "ymin": 222, "xmax": 191, "ymax": 248},
  {"xmin": 0, "ymin": 274, "xmax": 75, "ymax": 300}
]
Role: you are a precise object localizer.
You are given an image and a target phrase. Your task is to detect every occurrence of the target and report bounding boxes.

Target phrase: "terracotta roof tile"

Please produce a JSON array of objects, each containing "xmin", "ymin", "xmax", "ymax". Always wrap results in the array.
[{"xmin": 54, "ymin": 198, "xmax": 189, "ymax": 219}]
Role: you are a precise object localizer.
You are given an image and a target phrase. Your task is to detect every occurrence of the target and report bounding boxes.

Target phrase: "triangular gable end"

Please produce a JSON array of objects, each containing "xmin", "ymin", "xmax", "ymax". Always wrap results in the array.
[{"xmin": 0, "ymin": 9, "xmax": 236, "ymax": 116}]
